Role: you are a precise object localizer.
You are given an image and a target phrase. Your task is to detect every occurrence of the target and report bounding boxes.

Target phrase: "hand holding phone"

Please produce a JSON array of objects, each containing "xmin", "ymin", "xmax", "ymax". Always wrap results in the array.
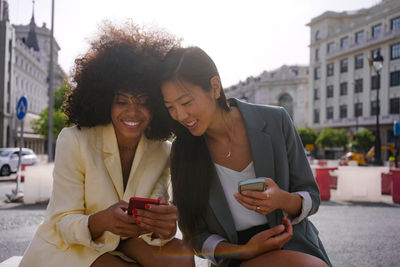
[
  {"xmin": 238, "ymin": 178, "xmax": 266, "ymax": 194},
  {"xmin": 127, "ymin": 197, "xmax": 160, "ymax": 215}
]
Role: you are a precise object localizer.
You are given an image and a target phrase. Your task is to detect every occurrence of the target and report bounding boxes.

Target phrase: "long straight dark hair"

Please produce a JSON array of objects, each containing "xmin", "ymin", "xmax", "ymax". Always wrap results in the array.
[{"xmin": 160, "ymin": 47, "xmax": 230, "ymax": 239}]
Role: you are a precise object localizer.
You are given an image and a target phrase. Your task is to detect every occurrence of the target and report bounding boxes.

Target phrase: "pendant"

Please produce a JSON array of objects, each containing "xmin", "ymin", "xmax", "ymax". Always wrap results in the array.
[{"xmin": 226, "ymin": 151, "xmax": 231, "ymax": 158}]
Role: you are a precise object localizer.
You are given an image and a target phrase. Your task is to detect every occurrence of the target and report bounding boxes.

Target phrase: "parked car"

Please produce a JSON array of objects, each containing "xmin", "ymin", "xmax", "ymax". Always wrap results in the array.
[{"xmin": 0, "ymin": 148, "xmax": 38, "ymax": 176}]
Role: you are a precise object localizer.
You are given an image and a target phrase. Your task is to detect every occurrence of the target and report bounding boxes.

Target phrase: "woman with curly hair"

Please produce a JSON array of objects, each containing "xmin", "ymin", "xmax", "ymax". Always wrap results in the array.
[{"xmin": 19, "ymin": 23, "xmax": 194, "ymax": 267}]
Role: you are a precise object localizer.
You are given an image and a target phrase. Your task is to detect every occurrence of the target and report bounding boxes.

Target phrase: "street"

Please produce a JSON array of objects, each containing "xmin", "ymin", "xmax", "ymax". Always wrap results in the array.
[{"xmin": 1, "ymin": 181, "xmax": 399, "ymax": 266}]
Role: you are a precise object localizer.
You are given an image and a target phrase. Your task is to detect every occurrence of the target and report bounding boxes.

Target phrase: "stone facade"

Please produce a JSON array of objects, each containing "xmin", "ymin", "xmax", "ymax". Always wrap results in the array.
[
  {"xmin": 308, "ymin": 0, "xmax": 400, "ymax": 147},
  {"xmin": 224, "ymin": 65, "xmax": 309, "ymax": 127},
  {"xmin": 0, "ymin": 0, "xmax": 65, "ymax": 154}
]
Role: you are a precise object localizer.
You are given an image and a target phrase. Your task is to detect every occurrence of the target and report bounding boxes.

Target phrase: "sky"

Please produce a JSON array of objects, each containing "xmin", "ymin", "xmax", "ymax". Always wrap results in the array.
[{"xmin": 9, "ymin": 0, "xmax": 381, "ymax": 87}]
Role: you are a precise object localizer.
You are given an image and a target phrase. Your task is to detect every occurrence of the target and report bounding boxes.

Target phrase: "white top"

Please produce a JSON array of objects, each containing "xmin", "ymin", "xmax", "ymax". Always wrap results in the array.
[{"xmin": 214, "ymin": 161, "xmax": 267, "ymax": 231}]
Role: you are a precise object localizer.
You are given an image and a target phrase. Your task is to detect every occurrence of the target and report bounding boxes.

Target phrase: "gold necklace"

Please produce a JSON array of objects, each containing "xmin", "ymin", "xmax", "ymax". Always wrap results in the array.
[{"xmin": 224, "ymin": 113, "xmax": 234, "ymax": 159}]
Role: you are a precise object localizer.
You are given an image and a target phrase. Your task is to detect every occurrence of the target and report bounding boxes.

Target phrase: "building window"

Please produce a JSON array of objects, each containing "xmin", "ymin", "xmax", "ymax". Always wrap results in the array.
[
  {"xmin": 371, "ymin": 100, "xmax": 379, "ymax": 116},
  {"xmin": 354, "ymin": 103, "xmax": 363, "ymax": 117},
  {"xmin": 391, "ymin": 16, "xmax": 400, "ymax": 31},
  {"xmin": 340, "ymin": 58, "xmax": 348, "ymax": 73},
  {"xmin": 355, "ymin": 54, "xmax": 364, "ymax": 69},
  {"xmin": 372, "ymin": 24, "xmax": 382, "ymax": 38},
  {"xmin": 391, "ymin": 71, "xmax": 400, "ymax": 86},
  {"xmin": 355, "ymin": 31, "xmax": 364, "ymax": 44},
  {"xmin": 327, "ymin": 85, "xmax": 334, "ymax": 98},
  {"xmin": 340, "ymin": 82, "xmax": 348, "ymax": 96},
  {"xmin": 340, "ymin": 105, "xmax": 347, "ymax": 118},
  {"xmin": 314, "ymin": 88, "xmax": 320, "ymax": 100},
  {"xmin": 371, "ymin": 48, "xmax": 381, "ymax": 59},
  {"xmin": 327, "ymin": 42, "xmax": 335, "ymax": 54},
  {"xmin": 391, "ymin": 43, "xmax": 400, "ymax": 60},
  {"xmin": 355, "ymin": 79, "xmax": 363, "ymax": 93},
  {"xmin": 326, "ymin": 107, "xmax": 334, "ymax": 120},
  {"xmin": 340, "ymin": 36, "xmax": 349, "ymax": 48},
  {"xmin": 327, "ymin": 63, "xmax": 334, "ymax": 76},
  {"xmin": 314, "ymin": 109, "xmax": 320, "ymax": 123},
  {"xmin": 390, "ymin": 98, "xmax": 400, "ymax": 114},
  {"xmin": 315, "ymin": 48, "xmax": 319, "ymax": 61},
  {"xmin": 314, "ymin": 67, "xmax": 321, "ymax": 80},
  {"xmin": 371, "ymin": 75, "xmax": 380, "ymax": 90},
  {"xmin": 315, "ymin": 30, "xmax": 321, "ymax": 41}
]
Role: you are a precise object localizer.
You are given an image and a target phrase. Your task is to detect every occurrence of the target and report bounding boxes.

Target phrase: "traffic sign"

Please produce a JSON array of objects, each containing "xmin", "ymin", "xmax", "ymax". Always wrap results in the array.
[
  {"xmin": 394, "ymin": 120, "xmax": 400, "ymax": 137},
  {"xmin": 16, "ymin": 96, "xmax": 28, "ymax": 120}
]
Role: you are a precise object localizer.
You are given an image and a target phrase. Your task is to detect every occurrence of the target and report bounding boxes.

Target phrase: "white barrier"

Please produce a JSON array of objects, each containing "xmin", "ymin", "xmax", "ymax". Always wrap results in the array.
[
  {"xmin": 23, "ymin": 163, "xmax": 54, "ymax": 204},
  {"xmin": 332, "ymin": 166, "xmax": 388, "ymax": 202},
  {"xmin": 0, "ymin": 256, "xmax": 22, "ymax": 267}
]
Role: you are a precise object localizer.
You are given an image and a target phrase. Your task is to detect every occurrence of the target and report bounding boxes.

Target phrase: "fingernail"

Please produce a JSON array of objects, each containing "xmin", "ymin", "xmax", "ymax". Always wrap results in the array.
[
  {"xmin": 145, "ymin": 204, "xmax": 150, "ymax": 209},
  {"xmin": 242, "ymin": 191, "xmax": 247, "ymax": 195},
  {"xmin": 136, "ymin": 221, "xmax": 141, "ymax": 225},
  {"xmin": 133, "ymin": 209, "xmax": 138, "ymax": 215},
  {"xmin": 133, "ymin": 215, "xmax": 138, "ymax": 218}
]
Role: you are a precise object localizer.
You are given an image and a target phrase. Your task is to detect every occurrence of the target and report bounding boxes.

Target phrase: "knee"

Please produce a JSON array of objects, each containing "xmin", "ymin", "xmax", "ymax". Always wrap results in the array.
[{"xmin": 150, "ymin": 239, "xmax": 195, "ymax": 267}]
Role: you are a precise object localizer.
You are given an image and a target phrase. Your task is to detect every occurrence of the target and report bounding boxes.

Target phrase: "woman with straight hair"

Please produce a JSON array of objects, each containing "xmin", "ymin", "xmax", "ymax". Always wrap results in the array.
[{"xmin": 159, "ymin": 46, "xmax": 332, "ymax": 267}]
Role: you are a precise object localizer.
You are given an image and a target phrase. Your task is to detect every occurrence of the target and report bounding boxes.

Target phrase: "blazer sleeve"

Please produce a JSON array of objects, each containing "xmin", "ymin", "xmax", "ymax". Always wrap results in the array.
[
  {"xmin": 45, "ymin": 128, "xmax": 114, "ymax": 251},
  {"xmin": 280, "ymin": 107, "xmax": 320, "ymax": 216}
]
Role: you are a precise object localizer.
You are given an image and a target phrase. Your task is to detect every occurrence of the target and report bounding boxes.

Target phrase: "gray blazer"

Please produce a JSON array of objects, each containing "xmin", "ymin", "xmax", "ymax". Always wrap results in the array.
[{"xmin": 191, "ymin": 99, "xmax": 331, "ymax": 267}]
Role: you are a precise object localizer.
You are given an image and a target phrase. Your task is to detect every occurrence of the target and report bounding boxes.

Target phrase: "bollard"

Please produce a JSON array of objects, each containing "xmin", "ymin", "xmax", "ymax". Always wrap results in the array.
[
  {"xmin": 21, "ymin": 164, "xmax": 32, "ymax": 182},
  {"xmin": 390, "ymin": 169, "xmax": 400, "ymax": 204},
  {"xmin": 315, "ymin": 167, "xmax": 337, "ymax": 201},
  {"xmin": 14, "ymin": 164, "xmax": 32, "ymax": 183},
  {"xmin": 381, "ymin": 171, "xmax": 393, "ymax": 195}
]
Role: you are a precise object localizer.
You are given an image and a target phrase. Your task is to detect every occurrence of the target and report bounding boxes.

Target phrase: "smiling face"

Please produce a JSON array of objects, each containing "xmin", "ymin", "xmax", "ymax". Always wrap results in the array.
[
  {"xmin": 161, "ymin": 79, "xmax": 220, "ymax": 136},
  {"xmin": 111, "ymin": 92, "xmax": 152, "ymax": 146}
]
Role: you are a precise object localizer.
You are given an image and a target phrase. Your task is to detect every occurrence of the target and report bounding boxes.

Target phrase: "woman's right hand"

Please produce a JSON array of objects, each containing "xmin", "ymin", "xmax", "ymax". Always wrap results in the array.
[
  {"xmin": 240, "ymin": 216, "xmax": 293, "ymax": 260},
  {"xmin": 89, "ymin": 200, "xmax": 148, "ymax": 240}
]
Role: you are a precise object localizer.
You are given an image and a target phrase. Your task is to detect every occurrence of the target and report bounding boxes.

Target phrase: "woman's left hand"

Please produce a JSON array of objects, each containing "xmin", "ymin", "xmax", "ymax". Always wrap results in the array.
[
  {"xmin": 133, "ymin": 197, "xmax": 178, "ymax": 239},
  {"xmin": 234, "ymin": 178, "xmax": 284, "ymax": 215}
]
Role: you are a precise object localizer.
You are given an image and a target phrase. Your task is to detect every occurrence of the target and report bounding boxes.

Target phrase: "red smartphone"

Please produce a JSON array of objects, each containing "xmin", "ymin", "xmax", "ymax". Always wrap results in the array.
[{"xmin": 127, "ymin": 197, "xmax": 160, "ymax": 215}]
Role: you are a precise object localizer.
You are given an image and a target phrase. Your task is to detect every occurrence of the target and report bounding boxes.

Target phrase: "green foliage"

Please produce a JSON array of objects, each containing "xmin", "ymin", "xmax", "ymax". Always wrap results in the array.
[
  {"xmin": 54, "ymin": 84, "xmax": 70, "ymax": 110},
  {"xmin": 297, "ymin": 127, "xmax": 318, "ymax": 146},
  {"xmin": 315, "ymin": 127, "xmax": 349, "ymax": 148},
  {"xmin": 31, "ymin": 109, "xmax": 68, "ymax": 140},
  {"xmin": 31, "ymin": 84, "xmax": 71, "ymax": 140},
  {"xmin": 351, "ymin": 128, "xmax": 375, "ymax": 153}
]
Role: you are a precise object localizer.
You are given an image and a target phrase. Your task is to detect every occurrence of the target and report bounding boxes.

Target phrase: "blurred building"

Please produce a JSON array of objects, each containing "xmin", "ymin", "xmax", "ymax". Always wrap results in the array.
[
  {"xmin": 308, "ymin": 0, "xmax": 400, "ymax": 148},
  {"xmin": 0, "ymin": 0, "xmax": 65, "ymax": 153},
  {"xmin": 224, "ymin": 65, "xmax": 310, "ymax": 127}
]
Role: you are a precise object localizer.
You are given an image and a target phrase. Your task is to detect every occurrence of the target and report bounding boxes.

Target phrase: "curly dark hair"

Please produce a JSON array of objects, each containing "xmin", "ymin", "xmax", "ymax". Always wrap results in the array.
[{"xmin": 63, "ymin": 22, "xmax": 180, "ymax": 140}]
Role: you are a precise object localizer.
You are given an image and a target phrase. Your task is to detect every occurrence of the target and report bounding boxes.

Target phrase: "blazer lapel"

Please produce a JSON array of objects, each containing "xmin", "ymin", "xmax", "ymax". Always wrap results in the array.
[
  {"xmin": 235, "ymin": 100, "xmax": 275, "ymax": 179},
  {"xmin": 209, "ymin": 165, "xmax": 238, "ymax": 244},
  {"xmin": 102, "ymin": 124, "xmax": 124, "ymax": 200},
  {"xmin": 124, "ymin": 134, "xmax": 147, "ymax": 199},
  {"xmin": 235, "ymin": 99, "xmax": 281, "ymax": 226}
]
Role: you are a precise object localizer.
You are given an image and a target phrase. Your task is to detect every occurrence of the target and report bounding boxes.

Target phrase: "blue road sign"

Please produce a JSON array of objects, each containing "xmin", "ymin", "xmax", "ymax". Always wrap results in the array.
[
  {"xmin": 394, "ymin": 121, "xmax": 400, "ymax": 137},
  {"xmin": 16, "ymin": 96, "xmax": 28, "ymax": 120}
]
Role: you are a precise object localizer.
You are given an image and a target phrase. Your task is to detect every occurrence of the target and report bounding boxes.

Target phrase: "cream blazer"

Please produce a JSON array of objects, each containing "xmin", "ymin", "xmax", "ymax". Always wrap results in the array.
[{"xmin": 19, "ymin": 124, "xmax": 171, "ymax": 267}]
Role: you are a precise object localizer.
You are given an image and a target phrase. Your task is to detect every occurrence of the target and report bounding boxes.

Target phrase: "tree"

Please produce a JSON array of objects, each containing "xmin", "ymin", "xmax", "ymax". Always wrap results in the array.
[
  {"xmin": 31, "ymin": 109, "xmax": 69, "ymax": 140},
  {"xmin": 53, "ymin": 84, "xmax": 70, "ymax": 110},
  {"xmin": 351, "ymin": 128, "xmax": 375, "ymax": 153},
  {"xmin": 315, "ymin": 127, "xmax": 349, "ymax": 148},
  {"xmin": 31, "ymin": 84, "xmax": 71, "ymax": 140},
  {"xmin": 297, "ymin": 127, "xmax": 318, "ymax": 147}
]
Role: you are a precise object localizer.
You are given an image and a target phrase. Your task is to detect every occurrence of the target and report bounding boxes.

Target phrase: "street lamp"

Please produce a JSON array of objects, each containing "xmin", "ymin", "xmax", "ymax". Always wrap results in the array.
[{"xmin": 372, "ymin": 51, "xmax": 383, "ymax": 166}]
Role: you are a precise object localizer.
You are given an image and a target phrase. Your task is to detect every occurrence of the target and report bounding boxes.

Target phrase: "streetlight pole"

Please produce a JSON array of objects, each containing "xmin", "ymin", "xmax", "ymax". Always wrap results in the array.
[
  {"xmin": 47, "ymin": 0, "xmax": 55, "ymax": 162},
  {"xmin": 372, "ymin": 51, "xmax": 383, "ymax": 166}
]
